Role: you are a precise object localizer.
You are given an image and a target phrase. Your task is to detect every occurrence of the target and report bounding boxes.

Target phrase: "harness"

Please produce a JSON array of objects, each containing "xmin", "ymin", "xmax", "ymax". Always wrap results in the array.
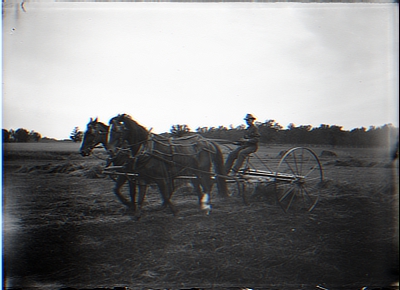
[{"xmin": 114, "ymin": 133, "xmax": 219, "ymax": 180}]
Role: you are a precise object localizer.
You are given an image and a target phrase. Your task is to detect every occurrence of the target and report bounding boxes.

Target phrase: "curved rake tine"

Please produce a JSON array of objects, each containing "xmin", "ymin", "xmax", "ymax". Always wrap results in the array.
[
  {"xmin": 277, "ymin": 185, "xmax": 295, "ymax": 203},
  {"xmin": 277, "ymin": 185, "xmax": 297, "ymax": 213},
  {"xmin": 302, "ymin": 185, "xmax": 319, "ymax": 212},
  {"xmin": 285, "ymin": 187, "xmax": 297, "ymax": 212},
  {"xmin": 252, "ymin": 153, "xmax": 275, "ymax": 173}
]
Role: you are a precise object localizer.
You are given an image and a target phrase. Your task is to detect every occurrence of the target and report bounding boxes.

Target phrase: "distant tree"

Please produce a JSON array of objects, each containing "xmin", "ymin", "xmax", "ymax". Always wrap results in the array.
[
  {"xmin": 170, "ymin": 124, "xmax": 191, "ymax": 137},
  {"xmin": 310, "ymin": 124, "xmax": 331, "ymax": 146},
  {"xmin": 2, "ymin": 129, "xmax": 10, "ymax": 143},
  {"xmin": 348, "ymin": 127, "xmax": 367, "ymax": 146},
  {"xmin": 70, "ymin": 127, "xmax": 83, "ymax": 143},
  {"xmin": 285, "ymin": 123, "xmax": 300, "ymax": 144},
  {"xmin": 329, "ymin": 125, "xmax": 345, "ymax": 148},
  {"xmin": 287, "ymin": 123, "xmax": 296, "ymax": 130},
  {"xmin": 29, "ymin": 130, "xmax": 42, "ymax": 142},
  {"xmin": 8, "ymin": 129, "xmax": 15, "ymax": 142},
  {"xmin": 258, "ymin": 119, "xmax": 282, "ymax": 143},
  {"xmin": 172, "ymin": 120, "xmax": 398, "ymax": 147},
  {"xmin": 196, "ymin": 127, "xmax": 208, "ymax": 134},
  {"xmin": 211, "ymin": 126, "xmax": 229, "ymax": 139},
  {"xmin": 236, "ymin": 124, "xmax": 246, "ymax": 130},
  {"xmin": 367, "ymin": 123, "xmax": 399, "ymax": 147},
  {"xmin": 14, "ymin": 128, "xmax": 30, "ymax": 142}
]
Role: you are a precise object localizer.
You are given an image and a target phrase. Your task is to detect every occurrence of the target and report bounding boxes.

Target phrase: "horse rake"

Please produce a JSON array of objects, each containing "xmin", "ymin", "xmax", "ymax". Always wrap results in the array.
[
  {"xmin": 225, "ymin": 147, "xmax": 325, "ymax": 213},
  {"xmin": 102, "ymin": 147, "xmax": 325, "ymax": 214}
]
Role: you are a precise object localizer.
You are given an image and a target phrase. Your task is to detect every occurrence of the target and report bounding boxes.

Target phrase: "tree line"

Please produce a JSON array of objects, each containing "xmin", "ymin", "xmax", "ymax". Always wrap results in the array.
[
  {"xmin": 3, "ymin": 121, "xmax": 399, "ymax": 148},
  {"xmin": 2, "ymin": 127, "xmax": 84, "ymax": 143},
  {"xmin": 171, "ymin": 121, "xmax": 398, "ymax": 148},
  {"xmin": 2, "ymin": 128, "xmax": 42, "ymax": 143}
]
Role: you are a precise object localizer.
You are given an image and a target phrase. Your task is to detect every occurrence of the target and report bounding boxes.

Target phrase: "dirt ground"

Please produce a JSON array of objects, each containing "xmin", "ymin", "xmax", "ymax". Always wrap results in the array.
[{"xmin": 2, "ymin": 142, "xmax": 399, "ymax": 290}]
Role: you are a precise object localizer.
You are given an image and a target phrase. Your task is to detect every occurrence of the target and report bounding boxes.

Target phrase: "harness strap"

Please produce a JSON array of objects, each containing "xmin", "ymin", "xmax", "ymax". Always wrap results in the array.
[
  {"xmin": 168, "ymin": 138, "xmax": 175, "ymax": 160},
  {"xmin": 203, "ymin": 146, "xmax": 217, "ymax": 155},
  {"xmin": 152, "ymin": 137, "xmax": 198, "ymax": 148},
  {"xmin": 147, "ymin": 134, "xmax": 206, "ymax": 158}
]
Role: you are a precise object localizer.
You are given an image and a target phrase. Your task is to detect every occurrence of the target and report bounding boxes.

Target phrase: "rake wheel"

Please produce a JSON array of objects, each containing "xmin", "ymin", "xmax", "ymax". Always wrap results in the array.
[{"xmin": 275, "ymin": 147, "xmax": 324, "ymax": 213}]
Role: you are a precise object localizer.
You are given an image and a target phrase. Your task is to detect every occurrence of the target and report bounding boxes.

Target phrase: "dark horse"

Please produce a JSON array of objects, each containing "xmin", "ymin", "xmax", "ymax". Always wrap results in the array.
[
  {"xmin": 79, "ymin": 117, "xmax": 147, "ymax": 216},
  {"xmin": 80, "ymin": 117, "xmax": 109, "ymax": 157},
  {"xmin": 107, "ymin": 114, "xmax": 229, "ymax": 215}
]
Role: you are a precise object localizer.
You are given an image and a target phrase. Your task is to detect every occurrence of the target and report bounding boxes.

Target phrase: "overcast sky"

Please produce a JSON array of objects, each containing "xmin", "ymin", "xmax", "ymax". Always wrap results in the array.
[{"xmin": 2, "ymin": 2, "xmax": 399, "ymax": 140}]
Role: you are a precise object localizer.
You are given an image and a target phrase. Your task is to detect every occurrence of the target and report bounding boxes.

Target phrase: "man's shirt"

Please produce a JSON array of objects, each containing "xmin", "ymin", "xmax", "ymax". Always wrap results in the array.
[{"xmin": 244, "ymin": 124, "xmax": 260, "ymax": 145}]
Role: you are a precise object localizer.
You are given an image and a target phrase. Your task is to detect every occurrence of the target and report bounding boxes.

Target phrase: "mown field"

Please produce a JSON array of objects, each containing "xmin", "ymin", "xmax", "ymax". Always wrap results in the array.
[{"xmin": 2, "ymin": 141, "xmax": 399, "ymax": 290}]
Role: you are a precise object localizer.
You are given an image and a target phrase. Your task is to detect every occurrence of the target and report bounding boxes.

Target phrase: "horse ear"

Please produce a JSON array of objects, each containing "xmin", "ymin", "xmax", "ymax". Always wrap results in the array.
[
  {"xmin": 89, "ymin": 117, "xmax": 93, "ymax": 122},
  {"xmin": 94, "ymin": 117, "xmax": 98, "ymax": 122}
]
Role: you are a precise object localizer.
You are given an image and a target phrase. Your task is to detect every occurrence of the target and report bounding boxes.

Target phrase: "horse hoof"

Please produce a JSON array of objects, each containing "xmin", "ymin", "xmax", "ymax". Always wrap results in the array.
[
  {"xmin": 154, "ymin": 205, "xmax": 166, "ymax": 212},
  {"xmin": 201, "ymin": 205, "xmax": 212, "ymax": 216},
  {"xmin": 124, "ymin": 206, "xmax": 139, "ymax": 216},
  {"xmin": 131, "ymin": 214, "xmax": 141, "ymax": 221}
]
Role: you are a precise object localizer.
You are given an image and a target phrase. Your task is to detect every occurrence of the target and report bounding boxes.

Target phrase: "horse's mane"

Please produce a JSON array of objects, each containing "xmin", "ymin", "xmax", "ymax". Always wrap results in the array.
[
  {"xmin": 88, "ymin": 118, "xmax": 109, "ymax": 132},
  {"xmin": 88, "ymin": 118, "xmax": 107, "ymax": 127},
  {"xmin": 113, "ymin": 114, "xmax": 149, "ymax": 138},
  {"xmin": 96, "ymin": 121, "xmax": 109, "ymax": 129}
]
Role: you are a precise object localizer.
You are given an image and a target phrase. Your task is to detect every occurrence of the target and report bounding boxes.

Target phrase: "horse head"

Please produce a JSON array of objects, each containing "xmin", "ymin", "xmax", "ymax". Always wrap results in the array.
[
  {"xmin": 107, "ymin": 115, "xmax": 129, "ymax": 156},
  {"xmin": 107, "ymin": 114, "xmax": 149, "ymax": 157},
  {"xmin": 80, "ymin": 117, "xmax": 109, "ymax": 156}
]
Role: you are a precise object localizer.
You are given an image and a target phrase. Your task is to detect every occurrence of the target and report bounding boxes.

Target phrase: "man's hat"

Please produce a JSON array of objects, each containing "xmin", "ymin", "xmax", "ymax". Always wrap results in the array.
[{"xmin": 244, "ymin": 114, "xmax": 256, "ymax": 120}]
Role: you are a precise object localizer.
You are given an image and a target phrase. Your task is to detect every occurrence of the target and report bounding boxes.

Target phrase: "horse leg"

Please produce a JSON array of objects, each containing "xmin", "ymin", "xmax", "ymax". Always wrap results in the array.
[
  {"xmin": 133, "ymin": 179, "xmax": 148, "ymax": 219},
  {"xmin": 157, "ymin": 179, "xmax": 178, "ymax": 216},
  {"xmin": 137, "ymin": 179, "xmax": 148, "ymax": 209},
  {"xmin": 198, "ymin": 175, "xmax": 213, "ymax": 215},
  {"xmin": 114, "ymin": 176, "xmax": 134, "ymax": 209},
  {"xmin": 196, "ymin": 155, "xmax": 215, "ymax": 214},
  {"xmin": 160, "ymin": 177, "xmax": 175, "ymax": 209},
  {"xmin": 190, "ymin": 178, "xmax": 203, "ymax": 204},
  {"xmin": 125, "ymin": 178, "xmax": 142, "ymax": 219},
  {"xmin": 127, "ymin": 179, "xmax": 137, "ymax": 209}
]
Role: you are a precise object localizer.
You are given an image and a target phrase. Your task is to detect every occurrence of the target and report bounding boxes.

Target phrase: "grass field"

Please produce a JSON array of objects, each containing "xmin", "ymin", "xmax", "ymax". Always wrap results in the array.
[{"xmin": 2, "ymin": 141, "xmax": 399, "ymax": 290}]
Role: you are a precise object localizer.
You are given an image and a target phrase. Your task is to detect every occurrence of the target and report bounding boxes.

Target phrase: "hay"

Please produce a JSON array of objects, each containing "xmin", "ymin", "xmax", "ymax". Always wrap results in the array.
[
  {"xmin": 16, "ymin": 162, "xmax": 105, "ymax": 178},
  {"xmin": 320, "ymin": 150, "xmax": 338, "ymax": 157},
  {"xmin": 325, "ymin": 157, "xmax": 377, "ymax": 168}
]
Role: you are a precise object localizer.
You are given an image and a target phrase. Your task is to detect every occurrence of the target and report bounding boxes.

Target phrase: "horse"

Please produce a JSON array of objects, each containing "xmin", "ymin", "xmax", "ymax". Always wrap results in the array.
[
  {"xmin": 79, "ymin": 117, "xmax": 147, "ymax": 217},
  {"xmin": 107, "ymin": 113, "xmax": 229, "ymax": 215},
  {"xmin": 80, "ymin": 117, "xmax": 109, "ymax": 157}
]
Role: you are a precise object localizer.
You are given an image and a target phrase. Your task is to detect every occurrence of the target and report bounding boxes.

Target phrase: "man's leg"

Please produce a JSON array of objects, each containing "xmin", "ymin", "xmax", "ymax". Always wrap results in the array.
[
  {"xmin": 225, "ymin": 147, "xmax": 241, "ymax": 173},
  {"xmin": 231, "ymin": 146, "xmax": 257, "ymax": 173}
]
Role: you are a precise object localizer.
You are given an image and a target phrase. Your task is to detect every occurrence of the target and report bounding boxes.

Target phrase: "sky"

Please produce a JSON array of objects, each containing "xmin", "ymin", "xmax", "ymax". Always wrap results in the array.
[{"xmin": 2, "ymin": 2, "xmax": 399, "ymax": 140}]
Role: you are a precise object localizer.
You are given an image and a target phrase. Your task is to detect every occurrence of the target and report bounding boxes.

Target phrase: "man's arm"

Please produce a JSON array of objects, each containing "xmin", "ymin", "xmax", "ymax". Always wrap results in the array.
[{"xmin": 243, "ymin": 126, "xmax": 260, "ymax": 144}]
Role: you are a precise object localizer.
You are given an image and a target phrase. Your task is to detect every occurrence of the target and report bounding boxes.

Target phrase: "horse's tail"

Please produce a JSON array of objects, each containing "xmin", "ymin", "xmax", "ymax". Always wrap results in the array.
[{"xmin": 212, "ymin": 142, "xmax": 229, "ymax": 198}]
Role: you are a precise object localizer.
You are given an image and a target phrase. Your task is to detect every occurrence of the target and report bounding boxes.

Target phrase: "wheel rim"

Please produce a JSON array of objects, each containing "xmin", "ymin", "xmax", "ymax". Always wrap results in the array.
[{"xmin": 275, "ymin": 147, "xmax": 324, "ymax": 213}]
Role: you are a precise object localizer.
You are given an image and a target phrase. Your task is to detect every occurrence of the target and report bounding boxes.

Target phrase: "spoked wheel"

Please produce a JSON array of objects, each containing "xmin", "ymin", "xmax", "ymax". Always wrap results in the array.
[{"xmin": 275, "ymin": 147, "xmax": 324, "ymax": 213}]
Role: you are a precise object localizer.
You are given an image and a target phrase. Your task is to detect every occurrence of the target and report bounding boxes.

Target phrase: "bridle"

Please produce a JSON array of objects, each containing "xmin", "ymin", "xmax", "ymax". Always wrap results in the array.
[{"xmin": 81, "ymin": 122, "xmax": 109, "ymax": 156}]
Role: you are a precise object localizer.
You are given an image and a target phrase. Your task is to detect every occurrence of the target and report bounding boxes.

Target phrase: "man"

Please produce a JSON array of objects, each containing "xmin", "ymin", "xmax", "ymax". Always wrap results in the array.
[{"xmin": 225, "ymin": 113, "xmax": 261, "ymax": 175}]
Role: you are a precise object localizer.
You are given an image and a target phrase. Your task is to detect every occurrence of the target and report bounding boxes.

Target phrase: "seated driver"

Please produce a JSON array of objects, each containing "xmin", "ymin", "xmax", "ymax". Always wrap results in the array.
[{"xmin": 225, "ymin": 114, "xmax": 261, "ymax": 175}]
